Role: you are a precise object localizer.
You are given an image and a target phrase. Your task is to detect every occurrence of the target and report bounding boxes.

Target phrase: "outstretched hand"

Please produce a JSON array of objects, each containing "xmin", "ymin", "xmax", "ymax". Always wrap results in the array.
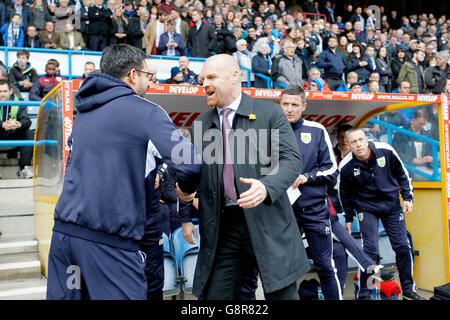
[{"xmin": 237, "ymin": 177, "xmax": 268, "ymax": 209}]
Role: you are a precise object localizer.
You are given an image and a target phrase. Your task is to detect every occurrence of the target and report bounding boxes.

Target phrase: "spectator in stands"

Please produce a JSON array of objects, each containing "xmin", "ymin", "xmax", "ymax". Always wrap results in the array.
[
  {"xmin": 391, "ymin": 47, "xmax": 407, "ymax": 90},
  {"xmin": 306, "ymin": 77, "xmax": 326, "ymax": 91},
  {"xmin": 295, "ymin": 37, "xmax": 317, "ymax": 79},
  {"xmin": 78, "ymin": 0, "xmax": 91, "ymax": 47},
  {"xmin": 0, "ymin": 1, "xmax": 5, "ymax": 29},
  {"xmin": 349, "ymin": 81, "xmax": 362, "ymax": 92},
  {"xmin": 177, "ymin": 56, "xmax": 197, "ymax": 85},
  {"xmin": 367, "ymin": 80, "xmax": 380, "ymax": 93},
  {"xmin": 110, "ymin": 7, "xmax": 130, "ymax": 45},
  {"xmin": 353, "ymin": 21, "xmax": 367, "ymax": 45},
  {"xmin": 316, "ymin": 36, "xmax": 345, "ymax": 91},
  {"xmin": 148, "ymin": 64, "xmax": 159, "ymax": 84},
  {"xmin": 251, "ymin": 41, "xmax": 272, "ymax": 89},
  {"xmin": 0, "ymin": 80, "xmax": 33, "ymax": 179},
  {"xmin": 271, "ymin": 39, "xmax": 303, "ymax": 89},
  {"xmin": 245, "ymin": 25, "xmax": 258, "ymax": 53},
  {"xmin": 144, "ymin": 9, "xmax": 169, "ymax": 55},
  {"xmin": 186, "ymin": 9, "xmax": 217, "ymax": 57},
  {"xmin": 88, "ymin": 0, "xmax": 112, "ymax": 51},
  {"xmin": 127, "ymin": 8, "xmax": 147, "ymax": 51},
  {"xmin": 398, "ymin": 49, "xmax": 425, "ymax": 94},
  {"xmin": 8, "ymin": 50, "xmax": 38, "ymax": 95},
  {"xmin": 393, "ymin": 108, "xmax": 434, "ymax": 181},
  {"xmin": 213, "ymin": 14, "xmax": 237, "ymax": 55},
  {"xmin": 159, "ymin": 0, "xmax": 174, "ymax": 15},
  {"xmin": 1, "ymin": 13, "xmax": 24, "ymax": 47},
  {"xmin": 7, "ymin": 0, "xmax": 32, "ymax": 32},
  {"xmin": 164, "ymin": 66, "xmax": 185, "ymax": 84},
  {"xmin": 233, "ymin": 39, "xmax": 254, "ymax": 88},
  {"xmin": 31, "ymin": 0, "xmax": 49, "ymax": 31},
  {"xmin": 303, "ymin": 67, "xmax": 331, "ymax": 91},
  {"xmin": 336, "ymin": 71, "xmax": 359, "ymax": 92},
  {"xmin": 81, "ymin": 61, "xmax": 96, "ymax": 80},
  {"xmin": 29, "ymin": 61, "xmax": 65, "ymax": 101},
  {"xmin": 54, "ymin": 0, "xmax": 76, "ymax": 34},
  {"xmin": 39, "ymin": 21, "xmax": 59, "ymax": 49},
  {"xmin": 59, "ymin": 23, "xmax": 86, "ymax": 50},
  {"xmin": 345, "ymin": 43, "xmax": 372, "ymax": 85},
  {"xmin": 157, "ymin": 19, "xmax": 184, "ymax": 56},
  {"xmin": 170, "ymin": 8, "xmax": 189, "ymax": 45},
  {"xmin": 253, "ymin": 27, "xmax": 280, "ymax": 59},
  {"xmin": 23, "ymin": 24, "xmax": 43, "ymax": 48},
  {"xmin": 425, "ymin": 51, "xmax": 450, "ymax": 94},
  {"xmin": 376, "ymin": 46, "xmax": 393, "ymax": 93}
]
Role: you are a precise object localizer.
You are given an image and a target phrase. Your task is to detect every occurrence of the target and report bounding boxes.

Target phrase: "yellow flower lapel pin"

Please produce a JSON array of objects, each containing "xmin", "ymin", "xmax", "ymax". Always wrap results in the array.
[{"xmin": 248, "ymin": 113, "xmax": 257, "ymax": 120}]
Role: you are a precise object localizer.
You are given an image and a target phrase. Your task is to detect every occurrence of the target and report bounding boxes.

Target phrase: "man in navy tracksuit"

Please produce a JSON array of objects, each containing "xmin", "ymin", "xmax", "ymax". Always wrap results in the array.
[
  {"xmin": 338, "ymin": 127, "xmax": 425, "ymax": 300},
  {"xmin": 280, "ymin": 84, "xmax": 341, "ymax": 300},
  {"xmin": 46, "ymin": 44, "xmax": 201, "ymax": 300}
]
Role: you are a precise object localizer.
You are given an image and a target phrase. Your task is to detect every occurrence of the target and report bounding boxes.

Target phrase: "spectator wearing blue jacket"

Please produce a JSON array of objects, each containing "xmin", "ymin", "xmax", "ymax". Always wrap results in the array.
[
  {"xmin": 0, "ymin": 13, "xmax": 24, "ymax": 47},
  {"xmin": 46, "ymin": 44, "xmax": 202, "ymax": 300},
  {"xmin": 157, "ymin": 19, "xmax": 185, "ymax": 56},
  {"xmin": 251, "ymin": 41, "xmax": 272, "ymax": 88},
  {"xmin": 280, "ymin": 84, "xmax": 341, "ymax": 300},
  {"xmin": 316, "ymin": 37, "xmax": 345, "ymax": 91}
]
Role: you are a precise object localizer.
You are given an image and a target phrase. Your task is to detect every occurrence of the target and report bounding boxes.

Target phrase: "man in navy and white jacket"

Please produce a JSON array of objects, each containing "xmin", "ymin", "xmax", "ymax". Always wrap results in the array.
[
  {"xmin": 338, "ymin": 127, "xmax": 424, "ymax": 300},
  {"xmin": 46, "ymin": 44, "xmax": 201, "ymax": 300},
  {"xmin": 280, "ymin": 84, "xmax": 341, "ymax": 300}
]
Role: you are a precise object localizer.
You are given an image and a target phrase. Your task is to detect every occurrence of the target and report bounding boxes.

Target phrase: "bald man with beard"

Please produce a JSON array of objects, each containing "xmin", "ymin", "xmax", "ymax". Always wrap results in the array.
[{"xmin": 184, "ymin": 54, "xmax": 310, "ymax": 300}]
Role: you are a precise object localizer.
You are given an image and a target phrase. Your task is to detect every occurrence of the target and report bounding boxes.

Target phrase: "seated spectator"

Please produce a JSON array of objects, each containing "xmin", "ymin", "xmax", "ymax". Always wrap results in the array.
[
  {"xmin": 178, "ymin": 56, "xmax": 198, "ymax": 85},
  {"xmin": 157, "ymin": 19, "xmax": 184, "ymax": 56},
  {"xmin": 111, "ymin": 7, "xmax": 130, "ymax": 45},
  {"xmin": 0, "ymin": 80, "xmax": 33, "ymax": 179},
  {"xmin": 303, "ymin": 67, "xmax": 331, "ymax": 92},
  {"xmin": 271, "ymin": 39, "xmax": 303, "ymax": 89},
  {"xmin": 39, "ymin": 21, "xmax": 60, "ymax": 49},
  {"xmin": 59, "ymin": 23, "xmax": 86, "ymax": 50},
  {"xmin": 398, "ymin": 49, "xmax": 425, "ymax": 93},
  {"xmin": 148, "ymin": 64, "xmax": 159, "ymax": 84},
  {"xmin": 1, "ymin": 14, "xmax": 24, "ymax": 47},
  {"xmin": 363, "ymin": 72, "xmax": 386, "ymax": 93},
  {"xmin": 393, "ymin": 108, "xmax": 434, "ymax": 181},
  {"xmin": 306, "ymin": 78, "xmax": 326, "ymax": 91},
  {"xmin": 336, "ymin": 72, "xmax": 365, "ymax": 92},
  {"xmin": 349, "ymin": 81, "xmax": 362, "ymax": 92},
  {"xmin": 251, "ymin": 42, "xmax": 272, "ymax": 89},
  {"xmin": 8, "ymin": 50, "xmax": 39, "ymax": 95},
  {"xmin": 233, "ymin": 39, "xmax": 254, "ymax": 88},
  {"xmin": 425, "ymin": 51, "xmax": 450, "ymax": 94},
  {"xmin": 81, "ymin": 61, "xmax": 96, "ymax": 80},
  {"xmin": 345, "ymin": 43, "xmax": 372, "ymax": 84},
  {"xmin": 367, "ymin": 80, "xmax": 380, "ymax": 93},
  {"xmin": 29, "ymin": 61, "xmax": 65, "ymax": 101},
  {"xmin": 165, "ymin": 66, "xmax": 185, "ymax": 84},
  {"xmin": 23, "ymin": 25, "xmax": 44, "ymax": 48},
  {"xmin": 7, "ymin": 0, "xmax": 32, "ymax": 32}
]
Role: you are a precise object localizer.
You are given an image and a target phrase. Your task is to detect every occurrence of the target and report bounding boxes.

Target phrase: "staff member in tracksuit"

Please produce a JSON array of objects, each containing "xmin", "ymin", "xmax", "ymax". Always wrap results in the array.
[
  {"xmin": 338, "ymin": 127, "xmax": 425, "ymax": 300},
  {"xmin": 280, "ymin": 84, "xmax": 341, "ymax": 300}
]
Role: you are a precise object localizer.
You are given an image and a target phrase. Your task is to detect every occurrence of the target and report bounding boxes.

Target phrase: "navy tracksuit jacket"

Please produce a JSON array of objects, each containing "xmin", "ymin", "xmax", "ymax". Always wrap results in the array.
[
  {"xmin": 338, "ymin": 141, "xmax": 416, "ymax": 296},
  {"xmin": 291, "ymin": 118, "xmax": 341, "ymax": 300}
]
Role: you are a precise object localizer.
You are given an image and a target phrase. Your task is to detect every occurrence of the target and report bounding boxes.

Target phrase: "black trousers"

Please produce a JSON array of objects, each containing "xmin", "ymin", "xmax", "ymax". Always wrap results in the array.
[
  {"xmin": 203, "ymin": 205, "xmax": 299, "ymax": 300},
  {"xmin": 0, "ymin": 129, "xmax": 34, "ymax": 168}
]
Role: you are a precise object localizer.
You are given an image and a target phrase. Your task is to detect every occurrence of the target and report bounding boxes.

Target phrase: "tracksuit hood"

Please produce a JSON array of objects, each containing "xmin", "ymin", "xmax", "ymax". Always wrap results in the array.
[{"xmin": 75, "ymin": 72, "xmax": 135, "ymax": 113}]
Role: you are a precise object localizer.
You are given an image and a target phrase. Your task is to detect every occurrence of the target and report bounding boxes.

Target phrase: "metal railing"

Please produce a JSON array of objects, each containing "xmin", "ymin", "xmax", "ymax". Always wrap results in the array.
[
  {"xmin": 294, "ymin": 12, "xmax": 328, "ymax": 21},
  {"xmin": 368, "ymin": 117, "xmax": 440, "ymax": 181}
]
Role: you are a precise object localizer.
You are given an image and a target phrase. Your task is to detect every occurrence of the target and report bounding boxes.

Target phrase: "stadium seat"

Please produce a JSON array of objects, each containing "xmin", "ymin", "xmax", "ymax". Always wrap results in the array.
[
  {"xmin": 162, "ymin": 232, "xmax": 180, "ymax": 297},
  {"xmin": 172, "ymin": 225, "xmax": 200, "ymax": 293}
]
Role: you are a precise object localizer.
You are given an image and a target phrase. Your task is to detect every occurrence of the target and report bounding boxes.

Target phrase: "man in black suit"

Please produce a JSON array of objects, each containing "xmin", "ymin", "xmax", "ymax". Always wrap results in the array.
[
  {"xmin": 87, "ymin": 0, "xmax": 112, "ymax": 51},
  {"xmin": 184, "ymin": 54, "xmax": 310, "ymax": 300}
]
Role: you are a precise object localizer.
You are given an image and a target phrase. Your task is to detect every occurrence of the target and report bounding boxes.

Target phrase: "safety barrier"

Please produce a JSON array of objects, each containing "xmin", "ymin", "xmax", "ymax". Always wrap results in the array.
[{"xmin": 368, "ymin": 117, "xmax": 440, "ymax": 181}]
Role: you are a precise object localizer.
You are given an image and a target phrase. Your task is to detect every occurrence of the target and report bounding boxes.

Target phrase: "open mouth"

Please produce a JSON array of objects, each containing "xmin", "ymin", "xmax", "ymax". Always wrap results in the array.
[{"xmin": 205, "ymin": 88, "xmax": 215, "ymax": 97}]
